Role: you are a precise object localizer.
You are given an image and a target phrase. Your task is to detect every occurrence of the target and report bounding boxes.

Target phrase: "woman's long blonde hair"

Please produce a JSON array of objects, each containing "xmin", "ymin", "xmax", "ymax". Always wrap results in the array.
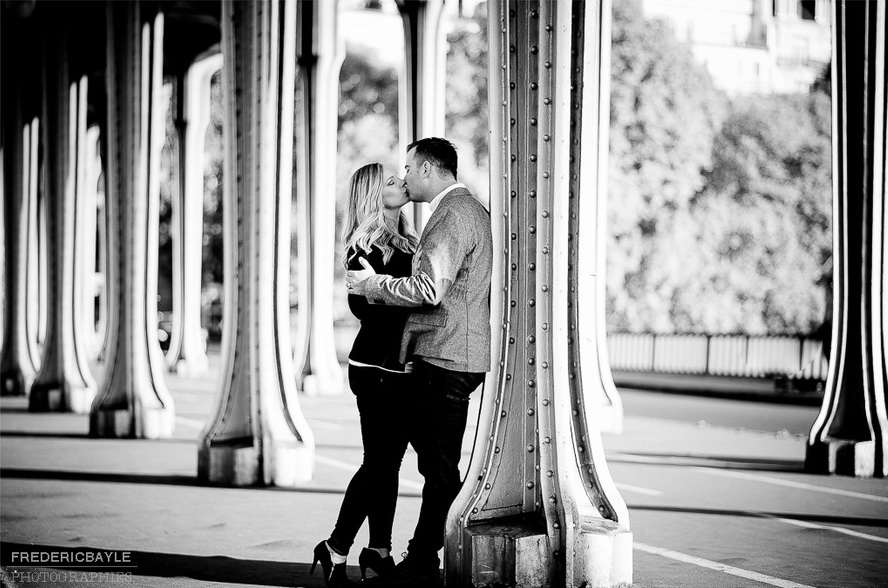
[{"xmin": 342, "ymin": 163, "xmax": 419, "ymax": 267}]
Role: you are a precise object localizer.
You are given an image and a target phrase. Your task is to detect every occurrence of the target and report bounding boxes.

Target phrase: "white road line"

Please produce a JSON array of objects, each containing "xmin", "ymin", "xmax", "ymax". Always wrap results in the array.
[
  {"xmin": 696, "ymin": 467, "xmax": 888, "ymax": 503},
  {"xmin": 314, "ymin": 454, "xmax": 424, "ymax": 491},
  {"xmin": 615, "ymin": 483, "xmax": 662, "ymax": 496},
  {"xmin": 763, "ymin": 514, "xmax": 888, "ymax": 545},
  {"xmin": 175, "ymin": 416, "xmax": 206, "ymax": 430},
  {"xmin": 634, "ymin": 542, "xmax": 818, "ymax": 588}
]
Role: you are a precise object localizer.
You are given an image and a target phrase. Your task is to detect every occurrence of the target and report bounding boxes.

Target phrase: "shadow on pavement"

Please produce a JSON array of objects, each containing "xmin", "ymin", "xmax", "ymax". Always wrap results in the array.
[
  {"xmin": 1, "ymin": 541, "xmax": 333, "ymax": 587},
  {"xmin": 609, "ymin": 451, "xmax": 805, "ymax": 472}
]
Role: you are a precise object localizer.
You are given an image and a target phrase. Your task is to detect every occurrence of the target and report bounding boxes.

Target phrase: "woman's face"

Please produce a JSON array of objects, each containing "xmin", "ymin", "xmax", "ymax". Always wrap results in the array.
[{"xmin": 380, "ymin": 169, "xmax": 409, "ymax": 211}]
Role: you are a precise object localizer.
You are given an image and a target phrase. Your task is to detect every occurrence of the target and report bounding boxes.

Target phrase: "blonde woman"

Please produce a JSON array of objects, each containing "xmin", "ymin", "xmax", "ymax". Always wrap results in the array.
[{"xmin": 311, "ymin": 163, "xmax": 419, "ymax": 587}]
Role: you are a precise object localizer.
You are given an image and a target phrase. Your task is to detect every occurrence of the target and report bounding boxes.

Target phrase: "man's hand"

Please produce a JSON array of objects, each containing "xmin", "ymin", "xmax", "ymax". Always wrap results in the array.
[{"xmin": 346, "ymin": 257, "xmax": 376, "ymax": 296}]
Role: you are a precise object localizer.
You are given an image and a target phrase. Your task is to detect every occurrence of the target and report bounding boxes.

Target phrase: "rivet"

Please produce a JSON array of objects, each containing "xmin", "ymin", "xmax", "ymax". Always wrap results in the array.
[
  {"xmin": 529, "ymin": 299, "xmax": 536, "ymax": 307},
  {"xmin": 511, "ymin": 154, "xmax": 517, "ymax": 162},
  {"xmin": 545, "ymin": 24, "xmax": 553, "ymax": 32},
  {"xmin": 530, "ymin": 118, "xmax": 537, "ymax": 126},
  {"xmin": 599, "ymin": 505, "xmax": 607, "ymax": 513},
  {"xmin": 529, "ymin": 226, "xmax": 536, "ymax": 234},
  {"xmin": 542, "ymin": 210, "xmax": 549, "ymax": 218},
  {"xmin": 526, "ymin": 481, "xmax": 535, "ymax": 489},
  {"xmin": 529, "ymin": 189, "xmax": 536, "ymax": 198},
  {"xmin": 530, "ymin": 154, "xmax": 537, "ymax": 162},
  {"xmin": 530, "ymin": 82, "xmax": 538, "ymax": 91},
  {"xmin": 527, "ymin": 408, "xmax": 535, "ymax": 416},
  {"xmin": 530, "ymin": 9, "xmax": 538, "ymax": 18},
  {"xmin": 530, "ymin": 45, "xmax": 538, "ymax": 54},
  {"xmin": 511, "ymin": 190, "xmax": 517, "ymax": 198},
  {"xmin": 510, "ymin": 82, "xmax": 516, "ymax": 89},
  {"xmin": 509, "ymin": 337, "xmax": 515, "ymax": 344},
  {"xmin": 506, "ymin": 374, "xmax": 512, "ymax": 380},
  {"xmin": 543, "ymin": 172, "xmax": 550, "ymax": 179},
  {"xmin": 544, "ymin": 61, "xmax": 552, "ymax": 68},
  {"xmin": 542, "ymin": 247, "xmax": 549, "ymax": 254},
  {"xmin": 527, "ymin": 444, "xmax": 535, "ymax": 453},
  {"xmin": 578, "ymin": 446, "xmax": 584, "ymax": 453},
  {"xmin": 495, "ymin": 447, "xmax": 501, "ymax": 454},
  {"xmin": 543, "ymin": 323, "xmax": 548, "ymax": 330},
  {"xmin": 528, "ymin": 358, "xmax": 535, "ymax": 365},
  {"xmin": 543, "ymin": 134, "xmax": 550, "ymax": 142},
  {"xmin": 548, "ymin": 497, "xmax": 556, "ymax": 504},
  {"xmin": 511, "ymin": 233, "xmax": 517, "ymax": 240},
  {"xmin": 512, "ymin": 263, "xmax": 518, "ymax": 270},
  {"xmin": 572, "ymin": 409, "xmax": 579, "ymax": 415},
  {"xmin": 544, "ymin": 436, "xmax": 551, "ymax": 443},
  {"xmin": 528, "ymin": 379, "xmax": 536, "ymax": 388},
  {"xmin": 528, "ymin": 335, "xmax": 535, "ymax": 343},
  {"xmin": 542, "ymin": 362, "xmax": 549, "ymax": 369},
  {"xmin": 544, "ymin": 98, "xmax": 551, "ymax": 105},
  {"xmin": 511, "ymin": 300, "xmax": 517, "ymax": 307},
  {"xmin": 553, "ymin": 522, "xmax": 560, "ymax": 529},
  {"xmin": 529, "ymin": 263, "xmax": 536, "ymax": 270},
  {"xmin": 510, "ymin": 118, "xmax": 516, "ymax": 126},
  {"xmin": 542, "ymin": 399, "xmax": 549, "ymax": 406},
  {"xmin": 509, "ymin": 45, "xmax": 516, "ymax": 53},
  {"xmin": 485, "ymin": 483, "xmax": 491, "ymax": 489},
  {"xmin": 472, "ymin": 507, "xmax": 479, "ymax": 513}
]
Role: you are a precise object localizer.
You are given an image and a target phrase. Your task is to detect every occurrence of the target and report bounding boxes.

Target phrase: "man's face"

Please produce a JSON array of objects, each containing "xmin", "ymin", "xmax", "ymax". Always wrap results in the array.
[{"xmin": 403, "ymin": 148, "xmax": 425, "ymax": 202}]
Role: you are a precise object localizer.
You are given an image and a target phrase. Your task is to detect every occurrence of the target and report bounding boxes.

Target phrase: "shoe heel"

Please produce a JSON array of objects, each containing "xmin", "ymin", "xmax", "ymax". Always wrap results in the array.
[{"xmin": 360, "ymin": 563, "xmax": 367, "ymax": 581}]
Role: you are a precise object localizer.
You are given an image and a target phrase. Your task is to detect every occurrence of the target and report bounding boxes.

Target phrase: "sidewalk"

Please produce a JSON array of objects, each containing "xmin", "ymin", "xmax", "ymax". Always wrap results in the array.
[{"xmin": 1, "ymin": 364, "xmax": 885, "ymax": 588}]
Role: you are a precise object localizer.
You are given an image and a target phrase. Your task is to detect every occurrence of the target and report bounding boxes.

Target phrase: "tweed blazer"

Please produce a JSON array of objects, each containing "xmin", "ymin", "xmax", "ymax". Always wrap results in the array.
[{"xmin": 363, "ymin": 187, "xmax": 493, "ymax": 373}]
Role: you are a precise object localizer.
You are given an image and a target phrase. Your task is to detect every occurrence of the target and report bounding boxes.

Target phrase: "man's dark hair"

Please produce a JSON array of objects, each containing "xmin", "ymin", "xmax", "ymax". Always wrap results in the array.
[{"xmin": 407, "ymin": 137, "xmax": 458, "ymax": 178}]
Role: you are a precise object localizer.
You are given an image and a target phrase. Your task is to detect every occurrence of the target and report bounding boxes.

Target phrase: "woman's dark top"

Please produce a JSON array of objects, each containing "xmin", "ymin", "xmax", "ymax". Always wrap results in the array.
[{"xmin": 347, "ymin": 243, "xmax": 414, "ymax": 372}]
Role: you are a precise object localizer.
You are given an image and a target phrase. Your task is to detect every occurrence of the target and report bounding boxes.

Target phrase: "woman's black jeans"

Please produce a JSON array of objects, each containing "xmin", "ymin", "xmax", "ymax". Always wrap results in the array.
[{"xmin": 327, "ymin": 365, "xmax": 411, "ymax": 554}]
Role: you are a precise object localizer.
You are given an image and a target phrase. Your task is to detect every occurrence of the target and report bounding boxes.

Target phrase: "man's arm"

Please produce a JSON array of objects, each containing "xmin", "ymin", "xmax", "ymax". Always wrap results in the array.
[{"xmin": 352, "ymin": 209, "xmax": 469, "ymax": 308}]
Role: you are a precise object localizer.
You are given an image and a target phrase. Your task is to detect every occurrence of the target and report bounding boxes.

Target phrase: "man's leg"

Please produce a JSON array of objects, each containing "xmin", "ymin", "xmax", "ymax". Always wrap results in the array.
[{"xmin": 406, "ymin": 360, "xmax": 485, "ymax": 563}]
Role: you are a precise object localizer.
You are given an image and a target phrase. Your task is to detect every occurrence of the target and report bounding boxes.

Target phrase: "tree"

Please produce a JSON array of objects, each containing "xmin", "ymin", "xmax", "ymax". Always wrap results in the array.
[{"xmin": 606, "ymin": 0, "xmax": 728, "ymax": 332}]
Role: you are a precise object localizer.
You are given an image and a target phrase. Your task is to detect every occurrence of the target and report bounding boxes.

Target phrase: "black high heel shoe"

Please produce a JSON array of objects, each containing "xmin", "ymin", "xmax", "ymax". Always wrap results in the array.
[
  {"xmin": 310, "ymin": 541, "xmax": 355, "ymax": 587},
  {"xmin": 358, "ymin": 548, "xmax": 395, "ymax": 581}
]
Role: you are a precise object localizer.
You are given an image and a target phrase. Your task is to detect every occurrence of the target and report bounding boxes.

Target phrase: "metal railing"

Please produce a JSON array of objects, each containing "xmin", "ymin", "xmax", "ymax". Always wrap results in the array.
[{"xmin": 607, "ymin": 333, "xmax": 829, "ymax": 380}]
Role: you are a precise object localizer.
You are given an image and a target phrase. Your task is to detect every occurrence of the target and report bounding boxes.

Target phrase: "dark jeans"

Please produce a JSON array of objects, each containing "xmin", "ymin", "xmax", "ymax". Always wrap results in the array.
[
  {"xmin": 328, "ymin": 365, "xmax": 411, "ymax": 554},
  {"xmin": 406, "ymin": 359, "xmax": 485, "ymax": 560}
]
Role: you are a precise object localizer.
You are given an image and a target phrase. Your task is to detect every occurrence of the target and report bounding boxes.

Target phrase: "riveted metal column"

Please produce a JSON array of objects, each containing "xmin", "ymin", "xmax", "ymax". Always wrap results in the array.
[
  {"xmin": 90, "ymin": 2, "xmax": 175, "ymax": 438},
  {"xmin": 0, "ymin": 12, "xmax": 41, "ymax": 397},
  {"xmin": 292, "ymin": 0, "xmax": 345, "ymax": 396},
  {"xmin": 29, "ymin": 9, "xmax": 98, "ymax": 413},
  {"xmin": 446, "ymin": 2, "xmax": 631, "ymax": 587},
  {"xmin": 569, "ymin": 1, "xmax": 623, "ymax": 435},
  {"xmin": 397, "ymin": 0, "xmax": 447, "ymax": 230},
  {"xmin": 166, "ymin": 54, "xmax": 220, "ymax": 377},
  {"xmin": 198, "ymin": 0, "xmax": 314, "ymax": 486},
  {"xmin": 807, "ymin": 0, "xmax": 888, "ymax": 478}
]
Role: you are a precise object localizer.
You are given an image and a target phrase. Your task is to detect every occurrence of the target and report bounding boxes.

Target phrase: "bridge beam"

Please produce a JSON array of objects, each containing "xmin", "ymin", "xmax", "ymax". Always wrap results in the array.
[
  {"xmin": 397, "ymin": 0, "xmax": 447, "ymax": 230},
  {"xmin": 446, "ymin": 2, "xmax": 631, "ymax": 586},
  {"xmin": 0, "ymin": 14, "xmax": 41, "ymax": 397},
  {"xmin": 198, "ymin": 0, "xmax": 314, "ymax": 486},
  {"xmin": 29, "ymin": 11, "xmax": 98, "ymax": 413},
  {"xmin": 165, "ymin": 54, "xmax": 221, "ymax": 378},
  {"xmin": 807, "ymin": 0, "xmax": 888, "ymax": 478},
  {"xmin": 90, "ymin": 2, "xmax": 175, "ymax": 438},
  {"xmin": 291, "ymin": 0, "xmax": 345, "ymax": 396}
]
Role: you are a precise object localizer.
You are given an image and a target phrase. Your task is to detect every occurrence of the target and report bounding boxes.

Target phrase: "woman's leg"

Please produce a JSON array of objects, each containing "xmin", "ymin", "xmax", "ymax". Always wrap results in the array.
[
  {"xmin": 363, "ymin": 372, "xmax": 411, "ymax": 550},
  {"xmin": 327, "ymin": 365, "xmax": 378, "ymax": 555}
]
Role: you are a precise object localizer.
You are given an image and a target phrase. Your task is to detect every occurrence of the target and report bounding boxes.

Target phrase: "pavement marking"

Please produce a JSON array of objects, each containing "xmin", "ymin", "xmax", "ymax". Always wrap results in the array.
[
  {"xmin": 763, "ymin": 514, "xmax": 888, "ymax": 544},
  {"xmin": 615, "ymin": 483, "xmax": 663, "ymax": 496},
  {"xmin": 314, "ymin": 454, "xmax": 424, "ymax": 491},
  {"xmin": 696, "ymin": 468, "xmax": 888, "ymax": 503},
  {"xmin": 634, "ymin": 542, "xmax": 818, "ymax": 588},
  {"xmin": 175, "ymin": 416, "xmax": 206, "ymax": 430}
]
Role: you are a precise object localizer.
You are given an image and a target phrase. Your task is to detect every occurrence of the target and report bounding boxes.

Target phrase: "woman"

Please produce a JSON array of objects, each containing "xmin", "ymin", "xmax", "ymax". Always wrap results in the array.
[{"xmin": 311, "ymin": 163, "xmax": 419, "ymax": 587}]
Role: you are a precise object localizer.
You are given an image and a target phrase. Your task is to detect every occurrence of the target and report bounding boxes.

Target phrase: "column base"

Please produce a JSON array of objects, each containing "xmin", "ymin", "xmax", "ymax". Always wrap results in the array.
[
  {"xmin": 90, "ymin": 405, "xmax": 175, "ymax": 439},
  {"xmin": 461, "ymin": 519, "xmax": 553, "ymax": 588},
  {"xmin": 597, "ymin": 404, "xmax": 623, "ymax": 435},
  {"xmin": 29, "ymin": 382, "xmax": 96, "ymax": 414},
  {"xmin": 171, "ymin": 355, "xmax": 209, "ymax": 378},
  {"xmin": 301, "ymin": 371, "xmax": 345, "ymax": 396},
  {"xmin": 198, "ymin": 437, "xmax": 313, "ymax": 487},
  {"xmin": 1, "ymin": 369, "xmax": 27, "ymax": 396},
  {"xmin": 806, "ymin": 438, "xmax": 881, "ymax": 477},
  {"xmin": 573, "ymin": 519, "xmax": 633, "ymax": 588}
]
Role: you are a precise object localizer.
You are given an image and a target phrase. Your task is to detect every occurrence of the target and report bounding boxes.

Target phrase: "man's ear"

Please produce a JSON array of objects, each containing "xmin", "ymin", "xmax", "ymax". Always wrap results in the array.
[{"xmin": 421, "ymin": 160, "xmax": 432, "ymax": 177}]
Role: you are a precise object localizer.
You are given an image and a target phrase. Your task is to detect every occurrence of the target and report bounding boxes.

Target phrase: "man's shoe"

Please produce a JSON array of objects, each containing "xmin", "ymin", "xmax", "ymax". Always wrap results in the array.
[{"xmin": 385, "ymin": 552, "xmax": 441, "ymax": 587}]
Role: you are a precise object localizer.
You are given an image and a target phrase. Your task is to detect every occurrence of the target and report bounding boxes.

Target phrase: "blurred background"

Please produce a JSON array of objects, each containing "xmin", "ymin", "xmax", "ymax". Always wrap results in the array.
[{"xmin": 150, "ymin": 0, "xmax": 832, "ymax": 393}]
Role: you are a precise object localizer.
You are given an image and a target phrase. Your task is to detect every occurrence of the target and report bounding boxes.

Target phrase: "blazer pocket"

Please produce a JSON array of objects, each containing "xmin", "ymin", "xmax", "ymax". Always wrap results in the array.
[{"xmin": 409, "ymin": 308, "xmax": 448, "ymax": 327}]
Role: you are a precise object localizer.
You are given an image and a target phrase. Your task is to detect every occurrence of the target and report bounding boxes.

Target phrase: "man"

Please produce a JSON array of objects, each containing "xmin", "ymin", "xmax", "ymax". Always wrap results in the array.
[{"xmin": 346, "ymin": 137, "xmax": 492, "ymax": 586}]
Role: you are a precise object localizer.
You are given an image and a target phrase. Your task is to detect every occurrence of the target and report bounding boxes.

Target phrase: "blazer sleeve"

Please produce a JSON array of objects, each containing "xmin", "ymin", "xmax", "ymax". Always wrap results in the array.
[{"xmin": 363, "ymin": 209, "xmax": 468, "ymax": 307}]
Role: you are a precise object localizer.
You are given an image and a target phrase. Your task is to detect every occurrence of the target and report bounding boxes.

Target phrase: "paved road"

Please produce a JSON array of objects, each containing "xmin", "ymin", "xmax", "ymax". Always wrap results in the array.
[{"xmin": 1, "ymin": 358, "xmax": 886, "ymax": 588}]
